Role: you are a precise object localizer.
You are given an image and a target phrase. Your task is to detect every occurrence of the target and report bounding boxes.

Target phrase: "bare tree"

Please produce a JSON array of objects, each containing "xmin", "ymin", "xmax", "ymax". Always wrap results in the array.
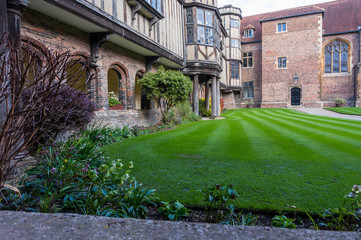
[{"xmin": 0, "ymin": 36, "xmax": 95, "ymax": 188}]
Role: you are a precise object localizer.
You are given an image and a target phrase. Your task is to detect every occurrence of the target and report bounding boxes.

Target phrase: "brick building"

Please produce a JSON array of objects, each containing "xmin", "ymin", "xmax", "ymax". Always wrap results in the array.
[
  {"xmin": 240, "ymin": 0, "xmax": 361, "ymax": 108},
  {"xmin": 1, "ymin": 0, "xmax": 361, "ymax": 127}
]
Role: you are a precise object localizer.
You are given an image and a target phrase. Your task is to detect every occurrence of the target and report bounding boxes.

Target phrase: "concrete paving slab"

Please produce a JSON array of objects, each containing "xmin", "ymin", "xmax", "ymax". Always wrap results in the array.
[
  {"xmin": 1, "ymin": 211, "xmax": 361, "ymax": 240},
  {"xmin": 294, "ymin": 108, "xmax": 361, "ymax": 121}
]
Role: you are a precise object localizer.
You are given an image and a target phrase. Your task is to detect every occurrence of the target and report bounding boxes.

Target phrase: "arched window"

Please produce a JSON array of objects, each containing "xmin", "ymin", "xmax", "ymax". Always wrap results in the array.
[
  {"xmin": 108, "ymin": 63, "xmax": 129, "ymax": 109},
  {"xmin": 67, "ymin": 53, "xmax": 89, "ymax": 93},
  {"xmin": 324, "ymin": 40, "xmax": 349, "ymax": 74}
]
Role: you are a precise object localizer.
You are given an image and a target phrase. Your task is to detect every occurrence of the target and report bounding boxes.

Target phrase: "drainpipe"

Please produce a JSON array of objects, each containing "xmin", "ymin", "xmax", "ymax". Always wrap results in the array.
[{"xmin": 354, "ymin": 27, "xmax": 361, "ymax": 107}]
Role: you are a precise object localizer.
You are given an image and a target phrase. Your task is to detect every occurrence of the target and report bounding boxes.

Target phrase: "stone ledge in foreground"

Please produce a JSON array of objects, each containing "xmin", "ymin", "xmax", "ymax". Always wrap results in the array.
[{"xmin": 0, "ymin": 210, "xmax": 360, "ymax": 240}]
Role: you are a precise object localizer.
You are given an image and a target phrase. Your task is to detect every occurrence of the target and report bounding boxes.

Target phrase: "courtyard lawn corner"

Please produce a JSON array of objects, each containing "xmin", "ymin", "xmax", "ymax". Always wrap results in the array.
[
  {"xmin": 103, "ymin": 109, "xmax": 361, "ymax": 213},
  {"xmin": 325, "ymin": 107, "xmax": 361, "ymax": 116}
]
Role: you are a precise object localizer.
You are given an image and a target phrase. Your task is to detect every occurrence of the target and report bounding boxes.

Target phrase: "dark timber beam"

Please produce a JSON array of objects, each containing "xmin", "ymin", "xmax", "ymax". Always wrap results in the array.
[
  {"xmin": 7, "ymin": 0, "xmax": 29, "ymax": 48},
  {"xmin": 193, "ymin": 74, "xmax": 199, "ymax": 115},
  {"xmin": 89, "ymin": 32, "xmax": 110, "ymax": 67},
  {"xmin": 145, "ymin": 56, "xmax": 159, "ymax": 72}
]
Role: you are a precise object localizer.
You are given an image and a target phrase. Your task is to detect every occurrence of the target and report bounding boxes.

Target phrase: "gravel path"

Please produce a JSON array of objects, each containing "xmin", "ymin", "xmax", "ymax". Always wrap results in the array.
[{"xmin": 294, "ymin": 108, "xmax": 361, "ymax": 121}]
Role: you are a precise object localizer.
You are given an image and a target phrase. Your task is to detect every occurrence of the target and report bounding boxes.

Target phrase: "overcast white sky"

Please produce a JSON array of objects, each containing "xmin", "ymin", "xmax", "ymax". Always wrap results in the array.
[{"xmin": 218, "ymin": 0, "xmax": 335, "ymax": 16}]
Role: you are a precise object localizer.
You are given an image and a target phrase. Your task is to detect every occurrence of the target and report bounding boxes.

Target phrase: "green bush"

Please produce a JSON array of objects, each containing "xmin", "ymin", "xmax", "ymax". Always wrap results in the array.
[
  {"xmin": 163, "ymin": 101, "xmax": 200, "ymax": 125},
  {"xmin": 81, "ymin": 124, "xmax": 132, "ymax": 147},
  {"xmin": 271, "ymin": 215, "xmax": 297, "ymax": 229},
  {"xmin": 199, "ymin": 98, "xmax": 211, "ymax": 117},
  {"xmin": 158, "ymin": 200, "xmax": 190, "ymax": 221},
  {"xmin": 2, "ymin": 133, "xmax": 157, "ymax": 219},
  {"xmin": 198, "ymin": 183, "xmax": 239, "ymax": 223}
]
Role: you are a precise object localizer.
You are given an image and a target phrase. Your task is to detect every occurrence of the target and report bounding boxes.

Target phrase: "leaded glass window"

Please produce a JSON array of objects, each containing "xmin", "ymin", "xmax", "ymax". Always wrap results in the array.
[
  {"xmin": 324, "ymin": 40, "xmax": 349, "ymax": 74},
  {"xmin": 186, "ymin": 8, "xmax": 193, "ymax": 24},
  {"xmin": 187, "ymin": 26, "xmax": 193, "ymax": 43},
  {"xmin": 231, "ymin": 19, "xmax": 239, "ymax": 28},
  {"xmin": 205, "ymin": 28, "xmax": 213, "ymax": 45},
  {"xmin": 197, "ymin": 8, "xmax": 204, "ymax": 24},
  {"xmin": 231, "ymin": 61, "xmax": 239, "ymax": 79},
  {"xmin": 197, "ymin": 26, "xmax": 205, "ymax": 44},
  {"xmin": 147, "ymin": 0, "xmax": 162, "ymax": 14},
  {"xmin": 243, "ymin": 81, "xmax": 254, "ymax": 98},
  {"xmin": 243, "ymin": 52, "xmax": 253, "ymax": 68},
  {"xmin": 231, "ymin": 39, "xmax": 239, "ymax": 48},
  {"xmin": 205, "ymin": 11, "xmax": 213, "ymax": 26}
]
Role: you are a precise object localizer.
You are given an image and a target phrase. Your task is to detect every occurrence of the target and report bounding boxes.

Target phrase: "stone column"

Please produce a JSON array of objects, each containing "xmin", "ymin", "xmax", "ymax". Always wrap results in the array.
[
  {"xmin": 7, "ymin": 0, "xmax": 29, "ymax": 48},
  {"xmin": 211, "ymin": 76, "xmax": 217, "ymax": 117},
  {"xmin": 205, "ymin": 81, "xmax": 209, "ymax": 111},
  {"xmin": 193, "ymin": 74, "xmax": 199, "ymax": 115},
  {"xmin": 0, "ymin": 1, "xmax": 8, "ymax": 37},
  {"xmin": 216, "ymin": 78, "xmax": 220, "ymax": 116}
]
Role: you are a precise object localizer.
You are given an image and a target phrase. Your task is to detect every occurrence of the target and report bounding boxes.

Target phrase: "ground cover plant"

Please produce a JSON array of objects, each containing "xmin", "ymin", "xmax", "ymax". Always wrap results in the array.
[
  {"xmin": 103, "ymin": 108, "xmax": 361, "ymax": 213},
  {"xmin": 325, "ymin": 107, "xmax": 361, "ymax": 116}
]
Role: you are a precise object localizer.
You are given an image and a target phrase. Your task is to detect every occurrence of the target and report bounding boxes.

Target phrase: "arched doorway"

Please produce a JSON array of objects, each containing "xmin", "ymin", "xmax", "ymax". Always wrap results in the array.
[
  {"xmin": 291, "ymin": 87, "xmax": 301, "ymax": 105},
  {"xmin": 108, "ymin": 68, "xmax": 122, "ymax": 109},
  {"xmin": 134, "ymin": 74, "xmax": 151, "ymax": 110},
  {"xmin": 67, "ymin": 61, "xmax": 88, "ymax": 92}
]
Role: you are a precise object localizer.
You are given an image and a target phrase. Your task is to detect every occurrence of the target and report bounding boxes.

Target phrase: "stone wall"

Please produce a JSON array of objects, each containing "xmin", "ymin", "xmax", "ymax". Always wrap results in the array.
[{"xmin": 94, "ymin": 109, "xmax": 162, "ymax": 128}]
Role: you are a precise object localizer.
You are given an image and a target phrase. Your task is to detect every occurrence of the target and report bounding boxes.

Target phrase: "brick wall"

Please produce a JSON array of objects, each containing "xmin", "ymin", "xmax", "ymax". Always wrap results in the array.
[
  {"xmin": 241, "ymin": 42, "xmax": 262, "ymax": 105},
  {"xmin": 321, "ymin": 33, "xmax": 359, "ymax": 107},
  {"xmin": 261, "ymin": 13, "xmax": 323, "ymax": 108},
  {"xmin": 21, "ymin": 9, "xmax": 160, "ymax": 127}
]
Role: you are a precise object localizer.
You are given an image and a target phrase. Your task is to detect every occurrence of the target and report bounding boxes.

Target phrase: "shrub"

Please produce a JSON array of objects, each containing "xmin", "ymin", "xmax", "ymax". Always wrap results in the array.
[
  {"xmin": 81, "ymin": 124, "xmax": 132, "ymax": 147},
  {"xmin": 163, "ymin": 101, "xmax": 200, "ymax": 125},
  {"xmin": 0, "ymin": 37, "xmax": 95, "ymax": 188},
  {"xmin": 222, "ymin": 205, "xmax": 258, "ymax": 226},
  {"xmin": 138, "ymin": 66, "xmax": 193, "ymax": 123},
  {"xmin": 199, "ymin": 98, "xmax": 211, "ymax": 117},
  {"xmin": 335, "ymin": 98, "xmax": 347, "ymax": 105},
  {"xmin": 198, "ymin": 183, "xmax": 239, "ymax": 223},
  {"xmin": 158, "ymin": 200, "xmax": 190, "ymax": 221},
  {"xmin": 271, "ymin": 215, "xmax": 297, "ymax": 229},
  {"xmin": 23, "ymin": 86, "xmax": 96, "ymax": 148},
  {"xmin": 1, "ymin": 134, "xmax": 157, "ymax": 219}
]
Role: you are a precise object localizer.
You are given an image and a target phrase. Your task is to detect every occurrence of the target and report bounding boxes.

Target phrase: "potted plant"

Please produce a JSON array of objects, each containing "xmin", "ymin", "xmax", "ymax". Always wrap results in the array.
[
  {"xmin": 246, "ymin": 99, "xmax": 255, "ymax": 108},
  {"xmin": 109, "ymin": 91, "xmax": 123, "ymax": 110},
  {"xmin": 334, "ymin": 98, "xmax": 347, "ymax": 107}
]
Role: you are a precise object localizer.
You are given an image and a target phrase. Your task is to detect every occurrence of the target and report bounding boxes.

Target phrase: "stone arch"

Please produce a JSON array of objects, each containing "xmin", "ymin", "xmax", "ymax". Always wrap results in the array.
[
  {"xmin": 134, "ymin": 69, "xmax": 150, "ymax": 110},
  {"xmin": 20, "ymin": 37, "xmax": 49, "ymax": 84},
  {"xmin": 323, "ymin": 37, "xmax": 352, "ymax": 74},
  {"xmin": 108, "ymin": 62, "xmax": 130, "ymax": 109},
  {"xmin": 67, "ymin": 52, "xmax": 90, "ymax": 93}
]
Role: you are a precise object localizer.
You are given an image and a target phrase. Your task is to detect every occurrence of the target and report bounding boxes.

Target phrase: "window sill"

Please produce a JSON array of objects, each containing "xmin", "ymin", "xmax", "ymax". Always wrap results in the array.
[
  {"xmin": 276, "ymin": 31, "xmax": 287, "ymax": 34},
  {"xmin": 322, "ymin": 73, "xmax": 351, "ymax": 77},
  {"xmin": 277, "ymin": 68, "xmax": 287, "ymax": 70},
  {"xmin": 243, "ymin": 67, "xmax": 254, "ymax": 69},
  {"xmin": 242, "ymin": 36, "xmax": 254, "ymax": 38}
]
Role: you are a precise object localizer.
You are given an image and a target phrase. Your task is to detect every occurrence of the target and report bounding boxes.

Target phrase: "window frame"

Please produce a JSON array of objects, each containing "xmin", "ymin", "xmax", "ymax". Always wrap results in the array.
[
  {"xmin": 231, "ymin": 19, "xmax": 239, "ymax": 28},
  {"xmin": 231, "ymin": 38, "xmax": 239, "ymax": 48},
  {"xmin": 231, "ymin": 61, "xmax": 240, "ymax": 79},
  {"xmin": 277, "ymin": 57, "xmax": 287, "ymax": 69},
  {"xmin": 243, "ymin": 52, "xmax": 253, "ymax": 68},
  {"xmin": 277, "ymin": 23, "xmax": 287, "ymax": 33},
  {"xmin": 243, "ymin": 29, "xmax": 254, "ymax": 38},
  {"xmin": 243, "ymin": 81, "xmax": 254, "ymax": 99},
  {"xmin": 196, "ymin": 8, "xmax": 214, "ymax": 46},
  {"xmin": 324, "ymin": 39, "xmax": 350, "ymax": 74}
]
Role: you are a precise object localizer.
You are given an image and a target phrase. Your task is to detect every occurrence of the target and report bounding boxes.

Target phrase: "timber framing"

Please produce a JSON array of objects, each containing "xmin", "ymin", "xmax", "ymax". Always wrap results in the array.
[{"xmin": 43, "ymin": 0, "xmax": 184, "ymax": 66}]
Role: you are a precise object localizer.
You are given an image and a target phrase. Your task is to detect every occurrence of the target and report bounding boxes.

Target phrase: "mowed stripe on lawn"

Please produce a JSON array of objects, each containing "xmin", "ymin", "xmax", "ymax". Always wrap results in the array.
[{"xmin": 103, "ymin": 109, "xmax": 361, "ymax": 212}]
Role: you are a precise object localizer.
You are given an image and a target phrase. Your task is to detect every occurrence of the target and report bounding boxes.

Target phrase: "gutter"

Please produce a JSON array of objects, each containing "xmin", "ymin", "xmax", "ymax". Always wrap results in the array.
[
  {"xmin": 259, "ymin": 10, "xmax": 324, "ymax": 23},
  {"xmin": 353, "ymin": 27, "xmax": 361, "ymax": 107}
]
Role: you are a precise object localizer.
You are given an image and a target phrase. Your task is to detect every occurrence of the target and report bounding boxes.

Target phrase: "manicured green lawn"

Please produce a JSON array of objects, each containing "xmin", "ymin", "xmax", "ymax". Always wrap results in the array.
[
  {"xmin": 325, "ymin": 107, "xmax": 361, "ymax": 115},
  {"xmin": 103, "ymin": 109, "xmax": 361, "ymax": 213}
]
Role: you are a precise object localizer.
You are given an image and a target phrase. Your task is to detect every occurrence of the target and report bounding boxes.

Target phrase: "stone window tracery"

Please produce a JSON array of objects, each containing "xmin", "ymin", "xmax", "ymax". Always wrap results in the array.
[{"xmin": 324, "ymin": 40, "xmax": 349, "ymax": 74}]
